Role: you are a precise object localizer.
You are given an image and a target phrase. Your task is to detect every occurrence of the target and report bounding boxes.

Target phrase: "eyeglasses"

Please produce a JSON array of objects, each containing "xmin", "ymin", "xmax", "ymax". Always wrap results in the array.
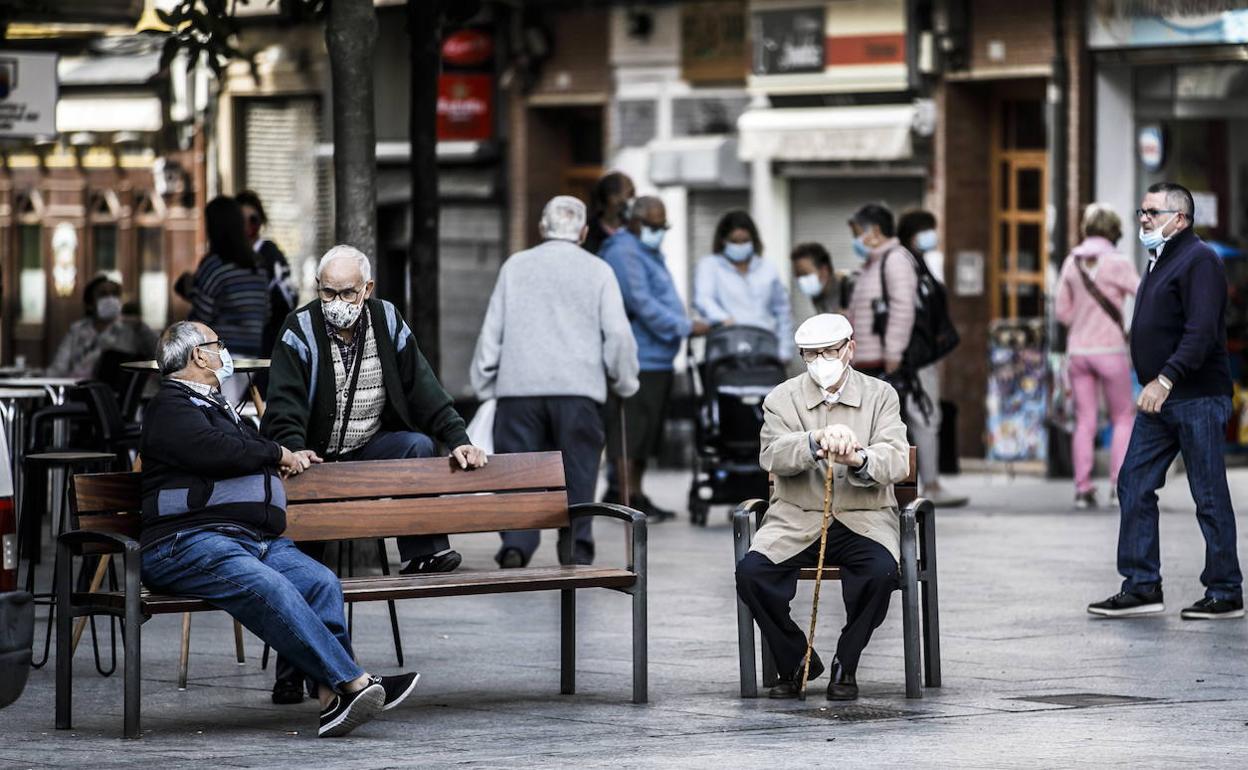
[
  {"xmin": 196, "ymin": 339, "xmax": 226, "ymax": 352},
  {"xmin": 317, "ymin": 283, "xmax": 363, "ymax": 303},
  {"xmin": 1136, "ymin": 208, "xmax": 1181, "ymax": 220},
  {"xmin": 800, "ymin": 343, "xmax": 847, "ymax": 363}
]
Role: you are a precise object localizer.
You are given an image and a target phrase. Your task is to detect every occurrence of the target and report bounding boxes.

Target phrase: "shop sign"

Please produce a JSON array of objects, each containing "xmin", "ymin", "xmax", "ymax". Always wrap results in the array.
[
  {"xmin": 1137, "ymin": 125, "xmax": 1165, "ymax": 171},
  {"xmin": 955, "ymin": 250, "xmax": 984, "ymax": 297},
  {"xmin": 1088, "ymin": 2, "xmax": 1248, "ymax": 50},
  {"xmin": 442, "ymin": 29, "xmax": 494, "ymax": 68},
  {"xmin": 437, "ymin": 73, "xmax": 493, "ymax": 142},
  {"xmin": 52, "ymin": 223, "xmax": 78, "ymax": 298},
  {"xmin": 681, "ymin": 1, "xmax": 748, "ymax": 84},
  {"xmin": 751, "ymin": 6, "xmax": 825, "ymax": 75},
  {"xmin": 0, "ymin": 52, "xmax": 58, "ymax": 138},
  {"xmin": 1191, "ymin": 190, "xmax": 1218, "ymax": 228},
  {"xmin": 747, "ymin": 0, "xmax": 908, "ymax": 95}
]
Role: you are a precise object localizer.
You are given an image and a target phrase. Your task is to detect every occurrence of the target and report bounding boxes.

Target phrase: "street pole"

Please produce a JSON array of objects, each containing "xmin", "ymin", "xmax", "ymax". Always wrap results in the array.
[
  {"xmin": 326, "ymin": 0, "xmax": 380, "ymax": 261},
  {"xmin": 1046, "ymin": 0, "xmax": 1070, "ymax": 479},
  {"xmin": 408, "ymin": 0, "xmax": 444, "ymax": 375}
]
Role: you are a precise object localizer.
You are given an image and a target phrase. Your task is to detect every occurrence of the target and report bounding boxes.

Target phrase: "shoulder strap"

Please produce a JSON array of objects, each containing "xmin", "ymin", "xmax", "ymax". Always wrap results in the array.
[
  {"xmin": 878, "ymin": 248, "xmax": 891, "ymax": 308},
  {"xmin": 1074, "ymin": 260, "xmax": 1128, "ymax": 340}
]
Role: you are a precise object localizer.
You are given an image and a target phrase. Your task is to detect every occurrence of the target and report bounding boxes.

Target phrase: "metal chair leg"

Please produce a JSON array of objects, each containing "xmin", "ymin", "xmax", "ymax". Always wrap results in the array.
[
  {"xmin": 900, "ymin": 504, "xmax": 922, "ymax": 699},
  {"xmin": 178, "ymin": 613, "xmax": 191, "ymax": 691},
  {"xmin": 233, "ymin": 620, "xmax": 245, "ymax": 665},
  {"xmin": 732, "ymin": 508, "xmax": 758, "ymax": 698},
  {"xmin": 918, "ymin": 501, "xmax": 942, "ymax": 687}
]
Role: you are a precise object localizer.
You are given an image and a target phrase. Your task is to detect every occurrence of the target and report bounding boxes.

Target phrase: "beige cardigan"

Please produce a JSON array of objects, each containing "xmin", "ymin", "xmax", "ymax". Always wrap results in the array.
[{"xmin": 750, "ymin": 369, "xmax": 910, "ymax": 564}]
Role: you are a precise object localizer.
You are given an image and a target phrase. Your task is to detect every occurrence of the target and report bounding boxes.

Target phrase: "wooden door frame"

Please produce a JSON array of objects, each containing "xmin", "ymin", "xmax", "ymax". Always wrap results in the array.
[{"xmin": 989, "ymin": 96, "xmax": 1050, "ymax": 321}]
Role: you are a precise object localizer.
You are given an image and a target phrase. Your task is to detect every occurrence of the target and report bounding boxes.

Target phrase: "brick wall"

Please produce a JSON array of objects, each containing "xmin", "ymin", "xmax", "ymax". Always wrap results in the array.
[
  {"xmin": 968, "ymin": 0, "xmax": 1055, "ymax": 72},
  {"xmin": 936, "ymin": 81, "xmax": 993, "ymax": 458}
]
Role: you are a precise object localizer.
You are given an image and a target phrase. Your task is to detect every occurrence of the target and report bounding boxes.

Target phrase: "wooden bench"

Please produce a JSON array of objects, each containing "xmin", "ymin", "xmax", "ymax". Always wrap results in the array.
[
  {"xmin": 732, "ymin": 446, "xmax": 941, "ymax": 698},
  {"xmin": 54, "ymin": 451, "xmax": 647, "ymax": 738}
]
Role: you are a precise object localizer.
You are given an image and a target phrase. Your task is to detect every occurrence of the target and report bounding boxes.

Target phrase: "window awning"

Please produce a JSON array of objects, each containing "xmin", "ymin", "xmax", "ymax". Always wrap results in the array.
[
  {"xmin": 737, "ymin": 105, "xmax": 917, "ymax": 163},
  {"xmin": 57, "ymin": 95, "xmax": 163, "ymax": 133}
]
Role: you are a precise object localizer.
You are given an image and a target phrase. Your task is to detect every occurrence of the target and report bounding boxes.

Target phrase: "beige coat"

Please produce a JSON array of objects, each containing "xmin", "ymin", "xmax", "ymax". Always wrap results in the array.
[{"xmin": 751, "ymin": 368, "xmax": 910, "ymax": 565}]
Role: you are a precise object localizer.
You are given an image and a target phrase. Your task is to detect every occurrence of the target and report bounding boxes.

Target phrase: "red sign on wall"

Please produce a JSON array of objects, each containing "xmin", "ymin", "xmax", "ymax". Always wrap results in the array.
[
  {"xmin": 437, "ymin": 73, "xmax": 493, "ymax": 142},
  {"xmin": 442, "ymin": 29, "xmax": 494, "ymax": 68}
]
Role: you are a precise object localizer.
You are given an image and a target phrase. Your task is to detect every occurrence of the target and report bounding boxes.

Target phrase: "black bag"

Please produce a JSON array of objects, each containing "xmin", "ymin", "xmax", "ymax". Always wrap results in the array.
[{"xmin": 878, "ymin": 248, "xmax": 961, "ymax": 370}]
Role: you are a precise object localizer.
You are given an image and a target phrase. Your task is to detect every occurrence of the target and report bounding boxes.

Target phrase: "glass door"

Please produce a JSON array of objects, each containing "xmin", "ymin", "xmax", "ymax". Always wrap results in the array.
[{"xmin": 990, "ymin": 96, "xmax": 1049, "ymax": 320}]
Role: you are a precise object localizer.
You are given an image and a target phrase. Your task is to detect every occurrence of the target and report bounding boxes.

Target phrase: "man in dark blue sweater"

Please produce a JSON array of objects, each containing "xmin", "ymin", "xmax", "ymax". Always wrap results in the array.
[{"xmin": 1088, "ymin": 182, "xmax": 1242, "ymax": 620}]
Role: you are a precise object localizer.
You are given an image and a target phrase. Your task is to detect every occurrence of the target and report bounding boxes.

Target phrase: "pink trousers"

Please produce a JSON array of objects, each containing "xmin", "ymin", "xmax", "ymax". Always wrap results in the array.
[{"xmin": 1068, "ymin": 353, "xmax": 1136, "ymax": 494}]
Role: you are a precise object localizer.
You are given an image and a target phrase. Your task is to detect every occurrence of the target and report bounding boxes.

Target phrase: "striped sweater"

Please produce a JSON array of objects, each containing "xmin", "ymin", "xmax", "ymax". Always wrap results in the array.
[{"xmin": 189, "ymin": 254, "xmax": 270, "ymax": 357}]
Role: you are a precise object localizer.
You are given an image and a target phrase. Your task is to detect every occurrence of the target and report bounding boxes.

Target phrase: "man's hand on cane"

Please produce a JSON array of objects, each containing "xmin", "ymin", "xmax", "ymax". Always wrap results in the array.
[{"xmin": 812, "ymin": 425, "xmax": 863, "ymax": 465}]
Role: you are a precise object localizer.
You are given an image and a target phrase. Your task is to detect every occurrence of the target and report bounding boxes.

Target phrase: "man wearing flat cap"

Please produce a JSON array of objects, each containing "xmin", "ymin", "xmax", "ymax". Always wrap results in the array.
[{"xmin": 736, "ymin": 313, "xmax": 910, "ymax": 701}]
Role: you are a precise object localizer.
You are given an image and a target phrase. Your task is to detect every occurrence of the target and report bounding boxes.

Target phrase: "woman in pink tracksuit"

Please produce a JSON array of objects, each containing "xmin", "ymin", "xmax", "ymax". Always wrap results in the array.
[{"xmin": 1055, "ymin": 203, "xmax": 1140, "ymax": 509}]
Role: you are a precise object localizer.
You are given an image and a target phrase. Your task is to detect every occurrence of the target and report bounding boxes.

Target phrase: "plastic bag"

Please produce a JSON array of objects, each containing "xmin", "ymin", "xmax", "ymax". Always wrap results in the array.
[{"xmin": 466, "ymin": 399, "xmax": 496, "ymax": 455}]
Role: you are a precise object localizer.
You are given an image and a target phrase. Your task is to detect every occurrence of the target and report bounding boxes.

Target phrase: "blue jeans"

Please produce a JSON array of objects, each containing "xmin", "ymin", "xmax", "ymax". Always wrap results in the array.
[
  {"xmin": 141, "ymin": 528, "xmax": 363, "ymax": 692},
  {"xmin": 341, "ymin": 430, "xmax": 444, "ymax": 562},
  {"xmin": 1116, "ymin": 396, "xmax": 1242, "ymax": 601}
]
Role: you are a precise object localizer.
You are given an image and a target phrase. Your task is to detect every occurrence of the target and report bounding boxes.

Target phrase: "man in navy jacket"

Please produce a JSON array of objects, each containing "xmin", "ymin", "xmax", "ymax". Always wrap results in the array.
[{"xmin": 1088, "ymin": 182, "xmax": 1242, "ymax": 620}]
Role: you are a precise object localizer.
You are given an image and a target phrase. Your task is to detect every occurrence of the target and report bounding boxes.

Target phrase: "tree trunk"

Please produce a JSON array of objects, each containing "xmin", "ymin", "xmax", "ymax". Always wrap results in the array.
[
  {"xmin": 326, "ymin": 0, "xmax": 379, "ymax": 262},
  {"xmin": 407, "ymin": 0, "xmax": 443, "ymax": 375}
]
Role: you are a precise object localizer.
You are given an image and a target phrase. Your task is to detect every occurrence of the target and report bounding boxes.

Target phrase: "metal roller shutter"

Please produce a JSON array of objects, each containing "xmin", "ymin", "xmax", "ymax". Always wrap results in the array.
[{"xmin": 789, "ymin": 177, "xmax": 924, "ymax": 272}]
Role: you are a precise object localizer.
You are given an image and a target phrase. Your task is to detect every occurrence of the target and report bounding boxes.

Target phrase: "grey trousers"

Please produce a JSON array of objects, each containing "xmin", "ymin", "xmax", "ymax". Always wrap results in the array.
[{"xmin": 495, "ymin": 396, "xmax": 603, "ymax": 565}]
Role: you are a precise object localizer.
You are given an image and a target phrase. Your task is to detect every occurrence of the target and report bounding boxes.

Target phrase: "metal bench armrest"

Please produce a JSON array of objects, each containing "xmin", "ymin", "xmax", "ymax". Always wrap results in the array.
[
  {"xmin": 58, "ymin": 529, "xmax": 139, "ymax": 555},
  {"xmin": 569, "ymin": 503, "xmax": 647, "ymax": 575}
]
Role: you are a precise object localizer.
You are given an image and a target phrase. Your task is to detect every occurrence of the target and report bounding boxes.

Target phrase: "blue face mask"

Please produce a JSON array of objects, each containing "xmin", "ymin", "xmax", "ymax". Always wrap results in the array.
[
  {"xmin": 640, "ymin": 226, "xmax": 667, "ymax": 250},
  {"xmin": 723, "ymin": 242, "xmax": 755, "ymax": 263},
  {"xmin": 1138, "ymin": 213, "xmax": 1176, "ymax": 251},
  {"xmin": 852, "ymin": 235, "xmax": 871, "ymax": 261},
  {"xmin": 915, "ymin": 229, "xmax": 939, "ymax": 253}
]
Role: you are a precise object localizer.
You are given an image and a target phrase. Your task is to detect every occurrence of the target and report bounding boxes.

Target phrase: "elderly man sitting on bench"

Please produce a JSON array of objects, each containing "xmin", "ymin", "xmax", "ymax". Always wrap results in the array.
[
  {"xmin": 735, "ymin": 313, "xmax": 909, "ymax": 701},
  {"xmin": 138, "ymin": 321, "xmax": 419, "ymax": 737}
]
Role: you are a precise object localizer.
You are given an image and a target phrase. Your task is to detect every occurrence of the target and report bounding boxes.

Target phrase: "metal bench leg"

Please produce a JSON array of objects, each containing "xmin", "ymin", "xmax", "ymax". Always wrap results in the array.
[
  {"xmin": 632, "ymin": 548, "xmax": 648, "ymax": 705},
  {"xmin": 123, "ymin": 546, "xmax": 142, "ymax": 739},
  {"xmin": 55, "ymin": 539, "xmax": 73, "ymax": 730},
  {"xmin": 560, "ymin": 589, "xmax": 575, "ymax": 695},
  {"xmin": 178, "ymin": 614, "xmax": 191, "ymax": 691},
  {"xmin": 732, "ymin": 509, "xmax": 758, "ymax": 698},
  {"xmin": 233, "ymin": 621, "xmax": 245, "ymax": 665},
  {"xmin": 376, "ymin": 539, "xmax": 404, "ymax": 667},
  {"xmin": 900, "ymin": 505, "xmax": 922, "ymax": 699}
]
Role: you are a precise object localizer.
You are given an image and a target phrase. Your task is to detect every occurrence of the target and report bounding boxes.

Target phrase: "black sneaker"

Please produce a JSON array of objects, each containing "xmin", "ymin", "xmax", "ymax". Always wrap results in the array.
[
  {"xmin": 400, "ymin": 549, "xmax": 462, "ymax": 575},
  {"xmin": 272, "ymin": 676, "xmax": 305, "ymax": 705},
  {"xmin": 497, "ymin": 547, "xmax": 526, "ymax": 569},
  {"xmin": 1087, "ymin": 589, "xmax": 1164, "ymax": 617},
  {"xmin": 318, "ymin": 681, "xmax": 385, "ymax": 738},
  {"xmin": 1180, "ymin": 597, "xmax": 1245, "ymax": 620},
  {"xmin": 1074, "ymin": 490, "xmax": 1098, "ymax": 510},
  {"xmin": 370, "ymin": 672, "xmax": 421, "ymax": 711}
]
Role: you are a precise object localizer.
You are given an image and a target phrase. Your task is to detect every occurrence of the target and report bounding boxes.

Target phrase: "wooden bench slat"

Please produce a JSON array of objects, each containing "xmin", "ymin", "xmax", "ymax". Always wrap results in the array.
[
  {"xmin": 285, "ymin": 491, "xmax": 570, "ymax": 540},
  {"xmin": 71, "ymin": 453, "xmax": 568, "ymax": 517},
  {"xmin": 76, "ymin": 566, "xmax": 636, "ymax": 615}
]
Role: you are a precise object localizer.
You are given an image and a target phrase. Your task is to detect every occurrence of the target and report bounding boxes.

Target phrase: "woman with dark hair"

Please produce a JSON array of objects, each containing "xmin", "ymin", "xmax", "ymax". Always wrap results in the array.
[
  {"xmin": 48, "ymin": 274, "xmax": 157, "ymax": 379},
  {"xmin": 583, "ymin": 171, "xmax": 635, "ymax": 255},
  {"xmin": 693, "ymin": 209, "xmax": 793, "ymax": 358},
  {"xmin": 237, "ymin": 190, "xmax": 298, "ymax": 357},
  {"xmin": 188, "ymin": 196, "xmax": 270, "ymax": 368}
]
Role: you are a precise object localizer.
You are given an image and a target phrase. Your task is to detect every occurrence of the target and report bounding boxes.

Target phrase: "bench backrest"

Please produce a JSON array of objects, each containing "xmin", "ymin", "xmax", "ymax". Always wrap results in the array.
[{"xmin": 71, "ymin": 451, "xmax": 569, "ymax": 542}]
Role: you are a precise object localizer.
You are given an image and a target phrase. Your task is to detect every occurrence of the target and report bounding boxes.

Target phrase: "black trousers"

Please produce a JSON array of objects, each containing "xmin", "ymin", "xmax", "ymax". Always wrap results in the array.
[
  {"xmin": 495, "ymin": 396, "xmax": 604, "ymax": 565},
  {"xmin": 736, "ymin": 521, "xmax": 897, "ymax": 680}
]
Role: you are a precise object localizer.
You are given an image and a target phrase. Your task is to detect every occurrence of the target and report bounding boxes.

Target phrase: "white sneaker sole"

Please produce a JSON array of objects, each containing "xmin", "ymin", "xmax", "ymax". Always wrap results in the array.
[
  {"xmin": 1087, "ymin": 603, "xmax": 1164, "ymax": 617},
  {"xmin": 382, "ymin": 672, "xmax": 421, "ymax": 711},
  {"xmin": 319, "ymin": 683, "xmax": 385, "ymax": 738},
  {"xmin": 1181, "ymin": 608, "xmax": 1245, "ymax": 620}
]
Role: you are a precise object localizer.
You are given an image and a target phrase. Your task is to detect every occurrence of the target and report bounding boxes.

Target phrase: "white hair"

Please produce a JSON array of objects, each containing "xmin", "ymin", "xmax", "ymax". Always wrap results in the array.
[
  {"xmin": 317, "ymin": 244, "xmax": 372, "ymax": 283},
  {"xmin": 157, "ymin": 321, "xmax": 208, "ymax": 376},
  {"xmin": 539, "ymin": 196, "xmax": 587, "ymax": 242}
]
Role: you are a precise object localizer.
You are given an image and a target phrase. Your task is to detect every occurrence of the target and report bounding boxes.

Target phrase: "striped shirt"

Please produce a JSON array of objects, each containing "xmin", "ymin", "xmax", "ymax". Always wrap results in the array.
[
  {"xmin": 188, "ymin": 254, "xmax": 270, "ymax": 357},
  {"xmin": 326, "ymin": 317, "xmax": 385, "ymax": 455}
]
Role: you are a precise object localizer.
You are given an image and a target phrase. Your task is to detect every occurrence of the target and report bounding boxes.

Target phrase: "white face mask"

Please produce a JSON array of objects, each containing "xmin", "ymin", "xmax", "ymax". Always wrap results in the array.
[
  {"xmin": 796, "ymin": 273, "xmax": 824, "ymax": 298},
  {"xmin": 806, "ymin": 350, "xmax": 848, "ymax": 390},
  {"xmin": 95, "ymin": 295, "xmax": 122, "ymax": 322},
  {"xmin": 200, "ymin": 346, "xmax": 235, "ymax": 387},
  {"xmin": 323, "ymin": 298, "xmax": 365, "ymax": 329}
]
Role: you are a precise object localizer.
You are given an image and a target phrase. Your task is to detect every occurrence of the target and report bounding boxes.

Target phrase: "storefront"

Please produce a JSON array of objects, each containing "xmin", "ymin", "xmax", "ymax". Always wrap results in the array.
[{"xmin": 1090, "ymin": 4, "xmax": 1248, "ymax": 446}]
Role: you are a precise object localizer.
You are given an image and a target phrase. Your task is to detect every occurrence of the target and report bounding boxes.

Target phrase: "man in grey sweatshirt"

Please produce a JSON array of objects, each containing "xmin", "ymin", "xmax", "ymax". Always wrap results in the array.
[{"xmin": 471, "ymin": 196, "xmax": 640, "ymax": 567}]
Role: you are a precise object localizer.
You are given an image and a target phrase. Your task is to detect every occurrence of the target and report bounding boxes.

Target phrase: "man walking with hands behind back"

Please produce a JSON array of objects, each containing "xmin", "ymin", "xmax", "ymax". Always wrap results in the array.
[{"xmin": 1088, "ymin": 182, "xmax": 1242, "ymax": 620}]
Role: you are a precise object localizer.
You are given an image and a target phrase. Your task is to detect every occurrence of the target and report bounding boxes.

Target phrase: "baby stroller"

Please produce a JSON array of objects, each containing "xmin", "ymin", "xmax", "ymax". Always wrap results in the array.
[{"xmin": 687, "ymin": 324, "xmax": 788, "ymax": 526}]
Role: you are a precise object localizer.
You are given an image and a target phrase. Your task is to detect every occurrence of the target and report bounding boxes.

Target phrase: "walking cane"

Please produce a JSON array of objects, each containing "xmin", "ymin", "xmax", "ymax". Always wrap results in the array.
[
  {"xmin": 797, "ymin": 459, "xmax": 836, "ymax": 701},
  {"xmin": 616, "ymin": 401, "xmax": 630, "ymax": 508}
]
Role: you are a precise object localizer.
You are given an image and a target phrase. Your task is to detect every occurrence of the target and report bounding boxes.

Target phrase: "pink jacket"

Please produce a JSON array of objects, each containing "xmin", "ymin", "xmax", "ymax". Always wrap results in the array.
[
  {"xmin": 1055, "ymin": 236, "xmax": 1140, "ymax": 356},
  {"xmin": 847, "ymin": 238, "xmax": 917, "ymax": 366}
]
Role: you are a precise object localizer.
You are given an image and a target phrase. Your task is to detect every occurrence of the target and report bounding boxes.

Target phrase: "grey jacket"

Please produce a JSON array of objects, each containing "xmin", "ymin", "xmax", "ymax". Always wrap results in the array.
[
  {"xmin": 752, "ymin": 369, "xmax": 910, "ymax": 564},
  {"xmin": 471, "ymin": 239, "xmax": 640, "ymax": 403}
]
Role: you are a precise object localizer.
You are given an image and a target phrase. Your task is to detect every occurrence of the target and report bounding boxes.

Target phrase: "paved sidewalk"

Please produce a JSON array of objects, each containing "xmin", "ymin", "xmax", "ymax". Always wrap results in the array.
[{"xmin": 3, "ymin": 468, "xmax": 1247, "ymax": 768}]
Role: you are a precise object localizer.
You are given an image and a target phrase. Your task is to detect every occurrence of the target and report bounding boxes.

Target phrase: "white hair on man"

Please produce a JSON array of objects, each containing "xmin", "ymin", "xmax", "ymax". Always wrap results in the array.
[
  {"xmin": 317, "ymin": 244, "xmax": 373, "ymax": 282},
  {"xmin": 157, "ymin": 320, "xmax": 208, "ymax": 376},
  {"xmin": 539, "ymin": 195, "xmax": 587, "ymax": 242}
]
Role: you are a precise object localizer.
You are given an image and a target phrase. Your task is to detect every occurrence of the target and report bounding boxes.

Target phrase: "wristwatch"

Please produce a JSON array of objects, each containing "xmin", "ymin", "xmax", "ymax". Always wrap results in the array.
[{"xmin": 1157, "ymin": 375, "xmax": 1173, "ymax": 391}]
